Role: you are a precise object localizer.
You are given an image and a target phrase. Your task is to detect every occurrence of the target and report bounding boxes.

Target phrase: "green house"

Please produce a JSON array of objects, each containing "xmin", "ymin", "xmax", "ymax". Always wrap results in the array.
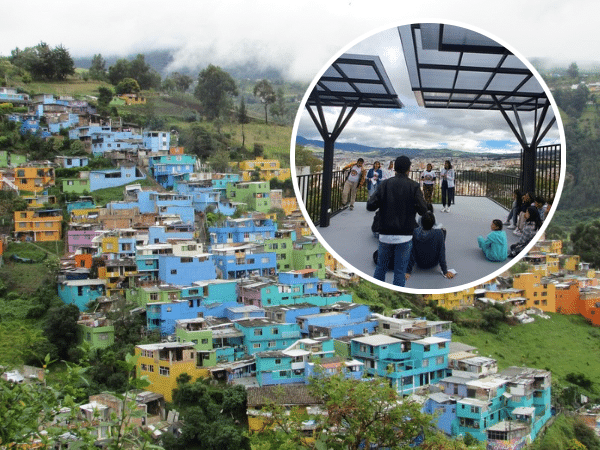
[
  {"xmin": 63, "ymin": 177, "xmax": 91, "ymax": 194},
  {"xmin": 226, "ymin": 181, "xmax": 271, "ymax": 213},
  {"xmin": 78, "ymin": 319, "xmax": 114, "ymax": 350},
  {"xmin": 292, "ymin": 236, "xmax": 327, "ymax": 279},
  {"xmin": 264, "ymin": 229, "xmax": 296, "ymax": 273}
]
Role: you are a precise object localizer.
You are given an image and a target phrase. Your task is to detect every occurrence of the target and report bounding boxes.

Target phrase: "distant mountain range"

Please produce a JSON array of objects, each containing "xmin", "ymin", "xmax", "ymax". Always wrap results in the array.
[{"xmin": 296, "ymin": 136, "xmax": 520, "ymax": 159}]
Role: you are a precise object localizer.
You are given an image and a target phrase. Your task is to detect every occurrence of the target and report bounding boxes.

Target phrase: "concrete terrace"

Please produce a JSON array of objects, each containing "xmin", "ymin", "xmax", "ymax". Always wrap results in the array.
[{"xmin": 317, "ymin": 196, "xmax": 522, "ymax": 290}]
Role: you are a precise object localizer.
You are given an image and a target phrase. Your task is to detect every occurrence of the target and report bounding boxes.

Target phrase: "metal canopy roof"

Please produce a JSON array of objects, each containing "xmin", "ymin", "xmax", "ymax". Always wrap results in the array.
[
  {"xmin": 307, "ymin": 53, "xmax": 403, "ymax": 109},
  {"xmin": 399, "ymin": 23, "xmax": 548, "ymax": 111}
]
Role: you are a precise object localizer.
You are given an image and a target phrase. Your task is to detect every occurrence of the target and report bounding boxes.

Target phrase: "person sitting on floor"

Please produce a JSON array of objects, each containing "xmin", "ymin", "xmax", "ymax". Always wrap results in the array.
[
  {"xmin": 477, "ymin": 219, "xmax": 508, "ymax": 262},
  {"xmin": 406, "ymin": 211, "xmax": 454, "ymax": 280}
]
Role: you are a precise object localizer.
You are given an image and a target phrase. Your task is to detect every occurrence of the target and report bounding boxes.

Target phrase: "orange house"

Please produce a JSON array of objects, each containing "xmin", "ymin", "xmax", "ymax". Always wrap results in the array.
[
  {"xmin": 75, "ymin": 254, "xmax": 93, "ymax": 269},
  {"xmin": 578, "ymin": 290, "xmax": 600, "ymax": 326},
  {"xmin": 13, "ymin": 209, "xmax": 62, "ymax": 242},
  {"xmin": 512, "ymin": 272, "xmax": 556, "ymax": 313},
  {"xmin": 14, "ymin": 166, "xmax": 55, "ymax": 193},
  {"xmin": 555, "ymin": 282, "xmax": 580, "ymax": 315},
  {"xmin": 169, "ymin": 146, "xmax": 184, "ymax": 155}
]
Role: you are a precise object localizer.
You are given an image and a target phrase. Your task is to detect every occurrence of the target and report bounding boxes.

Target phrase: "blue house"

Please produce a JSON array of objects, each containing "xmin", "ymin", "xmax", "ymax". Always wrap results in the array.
[
  {"xmin": 149, "ymin": 154, "xmax": 196, "ymax": 188},
  {"xmin": 350, "ymin": 334, "xmax": 450, "ymax": 395},
  {"xmin": 146, "ymin": 279, "xmax": 238, "ymax": 335},
  {"xmin": 142, "ymin": 131, "xmax": 170, "ymax": 152},
  {"xmin": 225, "ymin": 305, "xmax": 265, "ymax": 321},
  {"xmin": 264, "ymin": 304, "xmax": 321, "ymax": 324},
  {"xmin": 234, "ymin": 318, "xmax": 302, "ymax": 356},
  {"xmin": 157, "ymin": 253, "xmax": 216, "ymax": 285},
  {"xmin": 147, "ymin": 299, "xmax": 239, "ymax": 336},
  {"xmin": 58, "ymin": 279, "xmax": 107, "ymax": 311},
  {"xmin": 66, "ymin": 197, "xmax": 95, "ymax": 214},
  {"xmin": 147, "ymin": 225, "xmax": 194, "ymax": 243},
  {"xmin": 56, "ymin": 156, "xmax": 89, "ymax": 169},
  {"xmin": 295, "ymin": 303, "xmax": 377, "ymax": 339},
  {"xmin": 88, "ymin": 164, "xmax": 146, "ymax": 191},
  {"xmin": 90, "ymin": 130, "xmax": 143, "ymax": 155},
  {"xmin": 48, "ymin": 114, "xmax": 79, "ymax": 133},
  {"xmin": 212, "ymin": 243, "xmax": 277, "ymax": 279},
  {"xmin": 108, "ymin": 189, "xmax": 195, "ymax": 226},
  {"xmin": 176, "ymin": 180, "xmax": 237, "ymax": 215},
  {"xmin": 209, "ymin": 217, "xmax": 277, "ymax": 245},
  {"xmin": 211, "ymin": 173, "xmax": 241, "ymax": 193}
]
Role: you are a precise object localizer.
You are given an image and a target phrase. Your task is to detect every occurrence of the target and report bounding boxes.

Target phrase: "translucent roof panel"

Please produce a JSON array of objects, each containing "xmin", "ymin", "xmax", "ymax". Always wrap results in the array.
[
  {"xmin": 398, "ymin": 23, "xmax": 550, "ymax": 111},
  {"xmin": 307, "ymin": 53, "xmax": 403, "ymax": 109}
]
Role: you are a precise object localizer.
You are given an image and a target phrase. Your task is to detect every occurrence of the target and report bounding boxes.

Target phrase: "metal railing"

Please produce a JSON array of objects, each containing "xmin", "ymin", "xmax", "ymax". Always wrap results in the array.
[{"xmin": 297, "ymin": 169, "xmax": 522, "ymax": 225}]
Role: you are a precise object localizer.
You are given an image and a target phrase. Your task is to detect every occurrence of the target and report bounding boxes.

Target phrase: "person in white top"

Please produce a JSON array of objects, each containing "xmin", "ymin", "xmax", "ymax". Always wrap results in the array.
[
  {"xmin": 341, "ymin": 158, "xmax": 366, "ymax": 210},
  {"xmin": 420, "ymin": 163, "xmax": 436, "ymax": 204},
  {"xmin": 382, "ymin": 161, "xmax": 395, "ymax": 180},
  {"xmin": 440, "ymin": 160, "xmax": 455, "ymax": 213}
]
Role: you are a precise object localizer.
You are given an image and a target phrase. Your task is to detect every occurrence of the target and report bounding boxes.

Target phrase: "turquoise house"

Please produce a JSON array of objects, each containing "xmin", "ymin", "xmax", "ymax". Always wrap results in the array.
[{"xmin": 58, "ymin": 279, "xmax": 107, "ymax": 311}]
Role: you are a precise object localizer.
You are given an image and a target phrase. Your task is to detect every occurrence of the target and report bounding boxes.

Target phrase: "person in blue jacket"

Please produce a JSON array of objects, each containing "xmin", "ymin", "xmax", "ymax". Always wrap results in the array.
[
  {"xmin": 477, "ymin": 219, "xmax": 508, "ymax": 262},
  {"xmin": 366, "ymin": 161, "xmax": 383, "ymax": 197}
]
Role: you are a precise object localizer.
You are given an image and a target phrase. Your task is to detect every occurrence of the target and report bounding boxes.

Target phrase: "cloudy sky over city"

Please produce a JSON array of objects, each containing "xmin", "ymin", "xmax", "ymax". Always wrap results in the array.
[{"xmin": 1, "ymin": 0, "xmax": 597, "ymax": 151}]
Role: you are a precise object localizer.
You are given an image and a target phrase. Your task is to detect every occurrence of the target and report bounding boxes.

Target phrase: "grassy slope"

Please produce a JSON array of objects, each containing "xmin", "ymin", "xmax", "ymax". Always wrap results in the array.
[{"xmin": 454, "ymin": 313, "xmax": 600, "ymax": 391}]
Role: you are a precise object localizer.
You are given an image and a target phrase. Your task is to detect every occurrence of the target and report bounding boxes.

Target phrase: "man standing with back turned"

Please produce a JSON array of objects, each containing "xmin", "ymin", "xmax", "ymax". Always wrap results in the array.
[{"xmin": 367, "ymin": 155, "xmax": 428, "ymax": 287}]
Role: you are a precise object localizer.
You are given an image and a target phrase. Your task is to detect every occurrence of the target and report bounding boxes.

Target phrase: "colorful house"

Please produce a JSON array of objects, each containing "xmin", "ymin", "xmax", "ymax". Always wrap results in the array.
[
  {"xmin": 350, "ymin": 334, "xmax": 450, "ymax": 395},
  {"xmin": 142, "ymin": 131, "xmax": 170, "ymax": 152},
  {"xmin": 512, "ymin": 273, "xmax": 557, "ymax": 313},
  {"xmin": 78, "ymin": 313, "xmax": 114, "ymax": 349},
  {"xmin": 238, "ymin": 157, "xmax": 291, "ymax": 182},
  {"xmin": 424, "ymin": 288, "xmax": 476, "ymax": 309},
  {"xmin": 55, "ymin": 156, "xmax": 89, "ymax": 168},
  {"xmin": 233, "ymin": 318, "xmax": 302, "ymax": 356},
  {"xmin": 209, "ymin": 217, "xmax": 277, "ymax": 245},
  {"xmin": 292, "ymin": 236, "xmax": 327, "ymax": 279},
  {"xmin": 13, "ymin": 209, "xmax": 62, "ymax": 242},
  {"xmin": 58, "ymin": 279, "xmax": 107, "ymax": 311},
  {"xmin": 88, "ymin": 164, "xmax": 146, "ymax": 191},
  {"xmin": 211, "ymin": 243, "xmax": 277, "ymax": 279},
  {"xmin": 14, "ymin": 166, "xmax": 55, "ymax": 192},
  {"xmin": 135, "ymin": 342, "xmax": 209, "ymax": 402},
  {"xmin": 175, "ymin": 180, "xmax": 237, "ymax": 215},
  {"xmin": 226, "ymin": 181, "xmax": 271, "ymax": 213},
  {"xmin": 148, "ymin": 154, "xmax": 196, "ymax": 188},
  {"xmin": 157, "ymin": 253, "xmax": 216, "ymax": 285}
]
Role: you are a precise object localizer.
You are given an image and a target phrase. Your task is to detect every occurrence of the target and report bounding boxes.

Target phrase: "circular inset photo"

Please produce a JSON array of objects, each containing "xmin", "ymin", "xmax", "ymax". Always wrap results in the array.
[{"xmin": 291, "ymin": 22, "xmax": 565, "ymax": 293}]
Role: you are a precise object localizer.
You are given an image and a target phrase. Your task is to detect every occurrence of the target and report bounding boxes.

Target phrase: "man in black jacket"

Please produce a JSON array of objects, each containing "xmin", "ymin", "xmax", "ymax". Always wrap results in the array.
[{"xmin": 367, "ymin": 155, "xmax": 428, "ymax": 287}]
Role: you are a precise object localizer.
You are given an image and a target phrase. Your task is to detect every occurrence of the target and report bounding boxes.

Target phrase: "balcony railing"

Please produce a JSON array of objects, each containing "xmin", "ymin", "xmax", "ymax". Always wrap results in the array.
[{"xmin": 297, "ymin": 145, "xmax": 560, "ymax": 226}]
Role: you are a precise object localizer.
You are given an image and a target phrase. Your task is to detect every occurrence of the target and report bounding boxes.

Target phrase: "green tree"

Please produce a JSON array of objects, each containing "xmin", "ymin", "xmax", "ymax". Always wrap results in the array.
[
  {"xmin": 97, "ymin": 86, "xmax": 114, "ymax": 115},
  {"xmin": 571, "ymin": 219, "xmax": 600, "ymax": 267},
  {"xmin": 51, "ymin": 44, "xmax": 75, "ymax": 80},
  {"xmin": 252, "ymin": 371, "xmax": 435, "ymax": 450},
  {"xmin": 295, "ymin": 144, "xmax": 322, "ymax": 173},
  {"xmin": 89, "ymin": 53, "xmax": 107, "ymax": 80},
  {"xmin": 115, "ymin": 77, "xmax": 141, "ymax": 95},
  {"xmin": 194, "ymin": 64, "xmax": 238, "ymax": 120},
  {"xmin": 43, "ymin": 304, "xmax": 80, "ymax": 361},
  {"xmin": 170, "ymin": 72, "xmax": 193, "ymax": 92},
  {"xmin": 253, "ymin": 79, "xmax": 276, "ymax": 124},
  {"xmin": 208, "ymin": 148, "xmax": 231, "ymax": 172},
  {"xmin": 237, "ymin": 96, "xmax": 250, "ymax": 148},
  {"xmin": 567, "ymin": 62, "xmax": 579, "ymax": 79},
  {"xmin": 108, "ymin": 58, "xmax": 132, "ymax": 86},
  {"xmin": 270, "ymin": 87, "xmax": 287, "ymax": 123}
]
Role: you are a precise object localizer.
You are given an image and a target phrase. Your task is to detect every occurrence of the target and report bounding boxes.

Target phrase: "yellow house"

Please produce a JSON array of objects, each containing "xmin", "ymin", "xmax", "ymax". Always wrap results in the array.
[
  {"xmin": 70, "ymin": 207, "xmax": 101, "ymax": 224},
  {"xmin": 22, "ymin": 194, "xmax": 57, "ymax": 209},
  {"xmin": 512, "ymin": 272, "xmax": 556, "ymax": 312},
  {"xmin": 532, "ymin": 239, "xmax": 563, "ymax": 255},
  {"xmin": 15, "ymin": 166, "xmax": 55, "ymax": 192},
  {"xmin": 135, "ymin": 342, "xmax": 210, "ymax": 402},
  {"xmin": 238, "ymin": 157, "xmax": 291, "ymax": 182},
  {"xmin": 13, "ymin": 209, "xmax": 62, "ymax": 242},
  {"xmin": 560, "ymin": 254, "xmax": 581, "ymax": 272},
  {"xmin": 118, "ymin": 93, "xmax": 146, "ymax": 105},
  {"xmin": 424, "ymin": 288, "xmax": 476, "ymax": 309},
  {"xmin": 281, "ymin": 197, "xmax": 299, "ymax": 216}
]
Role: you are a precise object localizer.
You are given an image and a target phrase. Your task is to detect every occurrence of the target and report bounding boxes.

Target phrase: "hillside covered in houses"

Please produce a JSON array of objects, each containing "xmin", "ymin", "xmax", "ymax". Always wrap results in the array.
[{"xmin": 0, "ymin": 43, "xmax": 599, "ymax": 450}]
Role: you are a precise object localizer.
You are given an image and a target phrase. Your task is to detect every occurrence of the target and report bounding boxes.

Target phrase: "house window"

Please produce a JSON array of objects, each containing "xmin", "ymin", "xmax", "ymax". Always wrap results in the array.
[
  {"xmin": 279, "ymin": 371, "xmax": 287, "ymax": 377},
  {"xmin": 254, "ymin": 329, "xmax": 263, "ymax": 336},
  {"xmin": 275, "ymin": 359, "xmax": 281, "ymax": 365},
  {"xmin": 201, "ymin": 339, "xmax": 208, "ymax": 344},
  {"xmin": 272, "ymin": 327, "xmax": 279, "ymax": 335},
  {"xmin": 171, "ymin": 269, "xmax": 177, "ymax": 275},
  {"xmin": 159, "ymin": 366, "xmax": 170, "ymax": 376},
  {"xmin": 141, "ymin": 364, "xmax": 148, "ymax": 371},
  {"xmin": 422, "ymin": 359, "xmax": 429, "ymax": 367},
  {"xmin": 148, "ymin": 365, "xmax": 155, "ymax": 372},
  {"xmin": 437, "ymin": 356, "xmax": 444, "ymax": 365},
  {"xmin": 253, "ymin": 343, "xmax": 261, "ymax": 349}
]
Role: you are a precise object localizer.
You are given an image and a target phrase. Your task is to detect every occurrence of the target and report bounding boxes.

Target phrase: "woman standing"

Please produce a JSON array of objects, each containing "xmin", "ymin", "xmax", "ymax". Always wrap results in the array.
[
  {"xmin": 366, "ymin": 161, "xmax": 383, "ymax": 197},
  {"xmin": 440, "ymin": 160, "xmax": 455, "ymax": 212},
  {"xmin": 382, "ymin": 160, "xmax": 395, "ymax": 180}
]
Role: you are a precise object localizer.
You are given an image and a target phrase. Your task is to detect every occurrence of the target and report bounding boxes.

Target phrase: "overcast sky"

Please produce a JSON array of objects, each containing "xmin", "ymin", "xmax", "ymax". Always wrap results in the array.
[{"xmin": 1, "ymin": 0, "xmax": 594, "ymax": 151}]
